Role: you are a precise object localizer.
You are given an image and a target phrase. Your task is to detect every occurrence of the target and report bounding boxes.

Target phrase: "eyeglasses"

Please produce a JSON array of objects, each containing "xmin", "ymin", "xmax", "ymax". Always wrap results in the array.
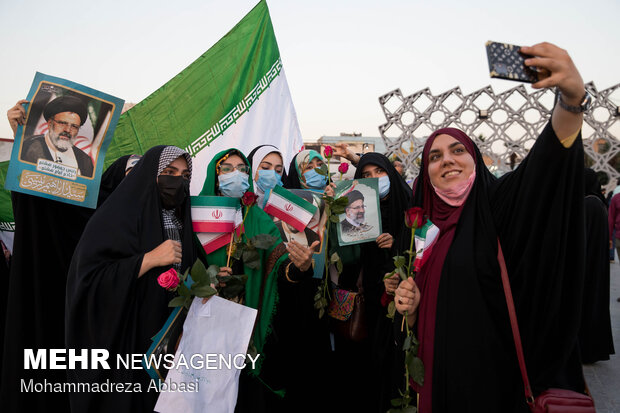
[
  {"xmin": 219, "ymin": 164, "xmax": 250, "ymax": 174},
  {"xmin": 52, "ymin": 118, "xmax": 80, "ymax": 132}
]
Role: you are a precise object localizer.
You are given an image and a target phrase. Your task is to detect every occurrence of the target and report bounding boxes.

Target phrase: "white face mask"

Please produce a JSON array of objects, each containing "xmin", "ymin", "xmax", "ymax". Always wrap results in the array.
[
  {"xmin": 378, "ymin": 175, "xmax": 391, "ymax": 199},
  {"xmin": 218, "ymin": 169, "xmax": 250, "ymax": 198}
]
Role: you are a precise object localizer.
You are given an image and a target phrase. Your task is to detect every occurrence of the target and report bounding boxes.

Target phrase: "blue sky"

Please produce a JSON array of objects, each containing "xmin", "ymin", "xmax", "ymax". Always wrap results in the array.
[{"xmin": 1, "ymin": 0, "xmax": 618, "ymax": 140}]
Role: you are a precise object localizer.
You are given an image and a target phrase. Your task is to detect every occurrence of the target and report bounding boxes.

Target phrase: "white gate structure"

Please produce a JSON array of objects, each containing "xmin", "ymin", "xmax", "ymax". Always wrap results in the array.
[{"xmin": 378, "ymin": 81, "xmax": 620, "ymax": 191}]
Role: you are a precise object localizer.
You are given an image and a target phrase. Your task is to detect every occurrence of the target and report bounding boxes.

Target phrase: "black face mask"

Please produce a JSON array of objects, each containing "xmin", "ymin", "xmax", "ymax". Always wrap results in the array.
[{"xmin": 157, "ymin": 175, "xmax": 189, "ymax": 210}]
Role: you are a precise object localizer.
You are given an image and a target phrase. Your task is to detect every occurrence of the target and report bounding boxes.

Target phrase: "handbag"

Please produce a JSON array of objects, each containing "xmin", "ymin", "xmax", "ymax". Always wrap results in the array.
[
  {"xmin": 327, "ymin": 271, "xmax": 368, "ymax": 342},
  {"xmin": 496, "ymin": 240, "xmax": 596, "ymax": 413}
]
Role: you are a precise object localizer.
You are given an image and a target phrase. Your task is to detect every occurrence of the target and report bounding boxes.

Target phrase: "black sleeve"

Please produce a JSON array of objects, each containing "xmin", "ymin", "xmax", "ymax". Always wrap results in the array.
[{"xmin": 277, "ymin": 257, "xmax": 314, "ymax": 282}]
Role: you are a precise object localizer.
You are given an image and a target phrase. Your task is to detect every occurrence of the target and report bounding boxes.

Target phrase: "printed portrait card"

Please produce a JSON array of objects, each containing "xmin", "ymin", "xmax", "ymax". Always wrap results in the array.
[{"xmin": 5, "ymin": 72, "xmax": 124, "ymax": 208}]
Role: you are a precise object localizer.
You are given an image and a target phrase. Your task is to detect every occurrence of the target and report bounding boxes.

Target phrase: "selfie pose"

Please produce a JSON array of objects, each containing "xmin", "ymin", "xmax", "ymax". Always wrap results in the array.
[{"xmin": 394, "ymin": 42, "xmax": 591, "ymax": 412}]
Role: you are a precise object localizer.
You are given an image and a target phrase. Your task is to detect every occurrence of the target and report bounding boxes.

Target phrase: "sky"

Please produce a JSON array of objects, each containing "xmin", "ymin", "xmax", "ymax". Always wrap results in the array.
[{"xmin": 1, "ymin": 0, "xmax": 619, "ymax": 142}]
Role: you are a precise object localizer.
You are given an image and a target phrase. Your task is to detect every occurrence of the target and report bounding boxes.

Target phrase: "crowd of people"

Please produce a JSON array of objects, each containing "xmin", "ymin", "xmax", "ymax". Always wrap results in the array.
[{"xmin": 0, "ymin": 41, "xmax": 616, "ymax": 413}]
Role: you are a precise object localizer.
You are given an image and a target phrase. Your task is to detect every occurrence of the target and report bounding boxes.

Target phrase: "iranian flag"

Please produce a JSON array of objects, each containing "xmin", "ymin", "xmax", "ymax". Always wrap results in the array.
[
  {"xmin": 191, "ymin": 196, "xmax": 240, "ymax": 233},
  {"xmin": 195, "ymin": 205, "xmax": 244, "ymax": 255},
  {"xmin": 264, "ymin": 185, "xmax": 317, "ymax": 232},
  {"xmin": 103, "ymin": 0, "xmax": 303, "ymax": 195},
  {"xmin": 413, "ymin": 220, "xmax": 440, "ymax": 272}
]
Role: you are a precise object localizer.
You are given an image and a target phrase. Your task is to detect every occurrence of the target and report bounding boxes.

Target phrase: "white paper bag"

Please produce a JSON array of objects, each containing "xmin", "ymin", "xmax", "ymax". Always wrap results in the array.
[{"xmin": 155, "ymin": 296, "xmax": 257, "ymax": 413}]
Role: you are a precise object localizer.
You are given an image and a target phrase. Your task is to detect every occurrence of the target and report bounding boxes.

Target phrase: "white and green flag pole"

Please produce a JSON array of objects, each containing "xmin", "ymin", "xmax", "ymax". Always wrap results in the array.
[{"xmin": 104, "ymin": 0, "xmax": 302, "ymax": 194}]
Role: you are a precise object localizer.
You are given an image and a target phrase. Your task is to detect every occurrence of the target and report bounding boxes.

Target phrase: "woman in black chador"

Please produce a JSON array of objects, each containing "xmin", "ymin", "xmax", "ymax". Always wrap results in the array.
[
  {"xmin": 578, "ymin": 168, "xmax": 615, "ymax": 363},
  {"xmin": 66, "ymin": 145, "xmax": 195, "ymax": 413}
]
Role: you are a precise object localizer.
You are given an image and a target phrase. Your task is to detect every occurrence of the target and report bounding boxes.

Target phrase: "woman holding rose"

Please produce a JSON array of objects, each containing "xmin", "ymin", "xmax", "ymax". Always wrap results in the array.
[
  {"xmin": 66, "ymin": 145, "xmax": 195, "ymax": 413},
  {"xmin": 393, "ymin": 42, "xmax": 591, "ymax": 412},
  {"xmin": 198, "ymin": 148, "xmax": 326, "ymax": 412}
]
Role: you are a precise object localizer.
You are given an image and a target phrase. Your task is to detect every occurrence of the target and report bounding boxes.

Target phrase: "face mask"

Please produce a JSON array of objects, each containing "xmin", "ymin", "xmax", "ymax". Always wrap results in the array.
[
  {"xmin": 218, "ymin": 169, "xmax": 250, "ymax": 198},
  {"xmin": 158, "ymin": 175, "xmax": 189, "ymax": 210},
  {"xmin": 378, "ymin": 175, "xmax": 391, "ymax": 199},
  {"xmin": 256, "ymin": 169, "xmax": 283, "ymax": 193},
  {"xmin": 303, "ymin": 169, "xmax": 328, "ymax": 189}
]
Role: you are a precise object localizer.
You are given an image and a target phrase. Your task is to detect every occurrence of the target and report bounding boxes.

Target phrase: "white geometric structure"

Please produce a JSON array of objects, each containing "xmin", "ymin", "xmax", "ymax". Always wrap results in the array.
[{"xmin": 379, "ymin": 82, "xmax": 620, "ymax": 191}]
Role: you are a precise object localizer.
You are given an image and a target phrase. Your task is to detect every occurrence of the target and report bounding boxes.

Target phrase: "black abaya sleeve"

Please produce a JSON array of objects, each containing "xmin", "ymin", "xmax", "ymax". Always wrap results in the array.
[{"xmin": 488, "ymin": 123, "xmax": 585, "ymax": 393}]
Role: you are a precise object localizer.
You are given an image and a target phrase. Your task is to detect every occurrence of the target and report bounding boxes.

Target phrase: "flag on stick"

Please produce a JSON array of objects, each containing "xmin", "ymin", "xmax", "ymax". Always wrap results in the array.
[{"xmin": 264, "ymin": 185, "xmax": 317, "ymax": 232}]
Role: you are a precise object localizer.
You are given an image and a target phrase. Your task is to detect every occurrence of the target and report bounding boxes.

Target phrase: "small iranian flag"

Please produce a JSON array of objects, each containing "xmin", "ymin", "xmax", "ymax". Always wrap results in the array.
[
  {"xmin": 413, "ymin": 220, "xmax": 440, "ymax": 272},
  {"xmin": 191, "ymin": 196, "xmax": 240, "ymax": 233},
  {"xmin": 264, "ymin": 185, "xmax": 317, "ymax": 232},
  {"xmin": 195, "ymin": 205, "xmax": 243, "ymax": 254}
]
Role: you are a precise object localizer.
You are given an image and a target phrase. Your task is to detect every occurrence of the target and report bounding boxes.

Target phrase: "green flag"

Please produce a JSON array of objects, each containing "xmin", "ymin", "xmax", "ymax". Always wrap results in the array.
[{"xmin": 105, "ymin": 0, "xmax": 302, "ymax": 194}]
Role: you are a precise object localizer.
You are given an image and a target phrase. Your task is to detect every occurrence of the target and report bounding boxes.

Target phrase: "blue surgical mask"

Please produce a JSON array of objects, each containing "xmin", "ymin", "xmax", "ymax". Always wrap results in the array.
[
  {"xmin": 378, "ymin": 175, "xmax": 391, "ymax": 199},
  {"xmin": 256, "ymin": 169, "xmax": 283, "ymax": 193},
  {"xmin": 218, "ymin": 169, "xmax": 250, "ymax": 198},
  {"xmin": 303, "ymin": 169, "xmax": 328, "ymax": 189}
]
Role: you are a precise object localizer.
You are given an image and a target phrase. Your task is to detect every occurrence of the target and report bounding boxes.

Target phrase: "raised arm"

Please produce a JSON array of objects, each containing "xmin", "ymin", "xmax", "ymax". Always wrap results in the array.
[{"xmin": 520, "ymin": 43, "xmax": 585, "ymax": 142}]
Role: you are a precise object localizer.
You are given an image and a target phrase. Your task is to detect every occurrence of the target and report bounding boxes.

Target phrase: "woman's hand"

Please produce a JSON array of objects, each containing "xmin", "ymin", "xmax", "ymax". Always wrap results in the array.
[
  {"xmin": 383, "ymin": 273, "xmax": 399, "ymax": 295},
  {"xmin": 216, "ymin": 266, "xmax": 232, "ymax": 287},
  {"xmin": 395, "ymin": 276, "xmax": 421, "ymax": 328},
  {"xmin": 332, "ymin": 142, "xmax": 360, "ymax": 165},
  {"xmin": 139, "ymin": 240, "xmax": 182, "ymax": 277},
  {"xmin": 324, "ymin": 182, "xmax": 336, "ymax": 197},
  {"xmin": 286, "ymin": 239, "xmax": 319, "ymax": 272},
  {"xmin": 520, "ymin": 42, "xmax": 585, "ymax": 140},
  {"xmin": 376, "ymin": 233, "xmax": 393, "ymax": 249},
  {"xmin": 7, "ymin": 99, "xmax": 28, "ymax": 136}
]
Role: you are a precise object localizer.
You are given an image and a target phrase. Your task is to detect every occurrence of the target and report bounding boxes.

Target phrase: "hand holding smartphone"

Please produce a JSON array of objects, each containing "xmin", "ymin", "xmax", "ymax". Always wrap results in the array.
[{"xmin": 486, "ymin": 41, "xmax": 538, "ymax": 83}]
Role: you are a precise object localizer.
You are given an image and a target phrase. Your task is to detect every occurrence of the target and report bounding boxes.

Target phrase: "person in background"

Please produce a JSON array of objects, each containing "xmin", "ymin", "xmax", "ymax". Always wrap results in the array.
[{"xmin": 578, "ymin": 168, "xmax": 615, "ymax": 364}]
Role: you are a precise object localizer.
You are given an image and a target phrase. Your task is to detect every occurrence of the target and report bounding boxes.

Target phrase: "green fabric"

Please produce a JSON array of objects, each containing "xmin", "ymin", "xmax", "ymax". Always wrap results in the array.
[
  {"xmin": 103, "ymin": 0, "xmax": 280, "ymax": 167},
  {"xmin": 294, "ymin": 149, "xmax": 323, "ymax": 178},
  {"xmin": 199, "ymin": 148, "xmax": 287, "ymax": 376},
  {"xmin": 0, "ymin": 161, "xmax": 15, "ymax": 229}
]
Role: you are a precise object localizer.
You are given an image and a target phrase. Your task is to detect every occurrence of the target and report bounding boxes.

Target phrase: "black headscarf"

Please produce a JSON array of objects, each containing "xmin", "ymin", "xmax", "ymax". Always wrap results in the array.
[
  {"xmin": 0, "ymin": 193, "xmax": 92, "ymax": 412},
  {"xmin": 579, "ymin": 168, "xmax": 615, "ymax": 363},
  {"xmin": 97, "ymin": 154, "xmax": 130, "ymax": 207},
  {"xmin": 65, "ymin": 145, "xmax": 196, "ymax": 413},
  {"xmin": 410, "ymin": 123, "xmax": 586, "ymax": 412},
  {"xmin": 354, "ymin": 152, "xmax": 412, "ymax": 254},
  {"xmin": 353, "ymin": 152, "xmax": 412, "ymax": 410},
  {"xmin": 584, "ymin": 168, "xmax": 605, "ymax": 204}
]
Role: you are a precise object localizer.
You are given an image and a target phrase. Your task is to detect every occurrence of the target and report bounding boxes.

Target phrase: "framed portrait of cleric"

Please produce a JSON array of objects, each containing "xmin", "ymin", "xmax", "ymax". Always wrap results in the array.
[
  {"xmin": 335, "ymin": 178, "xmax": 382, "ymax": 246},
  {"xmin": 4, "ymin": 72, "xmax": 124, "ymax": 208},
  {"xmin": 272, "ymin": 189, "xmax": 328, "ymax": 279}
]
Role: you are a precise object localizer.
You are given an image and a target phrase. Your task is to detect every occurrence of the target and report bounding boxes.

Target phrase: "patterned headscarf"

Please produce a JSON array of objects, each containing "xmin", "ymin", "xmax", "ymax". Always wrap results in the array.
[{"xmin": 158, "ymin": 146, "xmax": 192, "ymax": 270}]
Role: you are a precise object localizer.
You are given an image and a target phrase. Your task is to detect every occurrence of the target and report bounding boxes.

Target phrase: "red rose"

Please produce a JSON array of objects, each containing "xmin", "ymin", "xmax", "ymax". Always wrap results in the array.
[
  {"xmin": 157, "ymin": 268, "xmax": 180, "ymax": 291},
  {"xmin": 338, "ymin": 162, "xmax": 349, "ymax": 174},
  {"xmin": 241, "ymin": 191, "xmax": 258, "ymax": 207},
  {"xmin": 405, "ymin": 207, "xmax": 426, "ymax": 229},
  {"xmin": 324, "ymin": 145, "xmax": 333, "ymax": 158}
]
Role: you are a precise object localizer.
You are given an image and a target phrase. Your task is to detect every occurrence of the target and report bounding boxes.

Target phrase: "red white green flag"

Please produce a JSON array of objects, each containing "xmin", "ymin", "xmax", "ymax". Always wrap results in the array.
[
  {"xmin": 191, "ymin": 196, "xmax": 240, "ymax": 233},
  {"xmin": 102, "ymin": 0, "xmax": 303, "ymax": 196},
  {"xmin": 413, "ymin": 220, "xmax": 440, "ymax": 272},
  {"xmin": 195, "ymin": 202, "xmax": 243, "ymax": 254},
  {"xmin": 263, "ymin": 185, "xmax": 317, "ymax": 232}
]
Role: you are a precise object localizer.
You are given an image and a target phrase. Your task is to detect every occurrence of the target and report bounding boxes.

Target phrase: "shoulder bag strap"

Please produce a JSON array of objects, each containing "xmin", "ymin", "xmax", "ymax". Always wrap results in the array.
[{"xmin": 497, "ymin": 239, "xmax": 535, "ymax": 407}]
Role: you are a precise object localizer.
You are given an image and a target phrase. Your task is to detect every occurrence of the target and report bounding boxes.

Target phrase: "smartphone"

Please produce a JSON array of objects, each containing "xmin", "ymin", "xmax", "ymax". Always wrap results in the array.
[{"xmin": 485, "ymin": 41, "xmax": 538, "ymax": 83}]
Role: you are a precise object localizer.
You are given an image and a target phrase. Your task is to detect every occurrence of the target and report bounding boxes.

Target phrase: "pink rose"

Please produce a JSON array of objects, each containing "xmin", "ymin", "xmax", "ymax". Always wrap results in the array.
[
  {"xmin": 157, "ymin": 268, "xmax": 180, "ymax": 291},
  {"xmin": 324, "ymin": 145, "xmax": 333, "ymax": 158},
  {"xmin": 338, "ymin": 162, "xmax": 349, "ymax": 174}
]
